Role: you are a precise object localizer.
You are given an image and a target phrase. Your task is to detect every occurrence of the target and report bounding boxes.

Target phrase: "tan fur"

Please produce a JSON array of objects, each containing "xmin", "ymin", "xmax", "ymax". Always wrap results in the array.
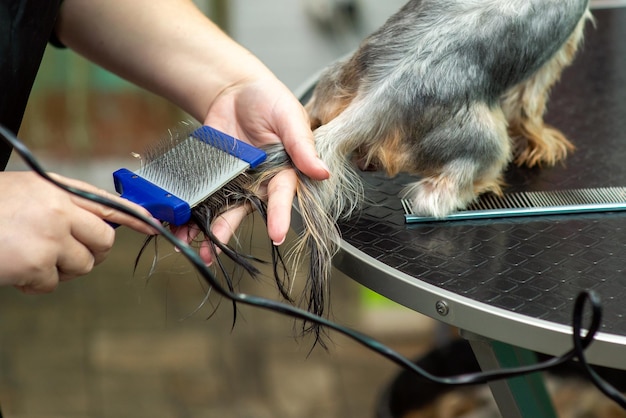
[
  {"xmin": 501, "ymin": 10, "xmax": 592, "ymax": 167},
  {"xmin": 363, "ymin": 127, "xmax": 413, "ymax": 176},
  {"xmin": 305, "ymin": 59, "xmax": 362, "ymax": 129}
]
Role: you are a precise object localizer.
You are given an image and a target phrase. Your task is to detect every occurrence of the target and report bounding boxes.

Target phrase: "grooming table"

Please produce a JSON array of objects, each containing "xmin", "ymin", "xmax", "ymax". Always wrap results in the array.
[{"xmin": 300, "ymin": 5, "xmax": 626, "ymax": 417}]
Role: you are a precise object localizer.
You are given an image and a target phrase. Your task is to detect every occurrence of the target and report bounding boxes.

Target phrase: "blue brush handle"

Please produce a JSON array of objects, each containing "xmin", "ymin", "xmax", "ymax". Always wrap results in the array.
[
  {"xmin": 112, "ymin": 168, "xmax": 191, "ymax": 226},
  {"xmin": 191, "ymin": 125, "xmax": 266, "ymax": 168}
]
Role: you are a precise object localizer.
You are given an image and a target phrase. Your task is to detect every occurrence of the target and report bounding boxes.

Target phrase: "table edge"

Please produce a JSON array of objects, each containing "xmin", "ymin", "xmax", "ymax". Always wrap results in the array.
[{"xmin": 334, "ymin": 238, "xmax": 626, "ymax": 369}]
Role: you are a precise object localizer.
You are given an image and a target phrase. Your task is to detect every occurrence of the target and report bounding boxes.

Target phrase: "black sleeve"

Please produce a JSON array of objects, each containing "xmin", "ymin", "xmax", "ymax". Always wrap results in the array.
[{"xmin": 48, "ymin": 0, "xmax": 65, "ymax": 48}]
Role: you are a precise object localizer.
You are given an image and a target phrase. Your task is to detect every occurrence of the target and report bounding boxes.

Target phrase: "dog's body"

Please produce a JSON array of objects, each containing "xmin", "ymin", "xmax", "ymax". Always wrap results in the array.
[
  {"xmin": 306, "ymin": 0, "xmax": 591, "ymax": 219},
  {"xmin": 191, "ymin": 0, "xmax": 592, "ymax": 343}
]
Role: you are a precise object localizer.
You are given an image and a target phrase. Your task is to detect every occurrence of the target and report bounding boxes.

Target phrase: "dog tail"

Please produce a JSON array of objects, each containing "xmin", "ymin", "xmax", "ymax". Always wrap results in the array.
[{"xmin": 250, "ymin": 135, "xmax": 362, "ymax": 346}]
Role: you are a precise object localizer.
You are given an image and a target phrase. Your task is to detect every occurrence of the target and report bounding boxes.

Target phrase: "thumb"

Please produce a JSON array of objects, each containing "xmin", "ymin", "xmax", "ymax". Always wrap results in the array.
[{"xmin": 277, "ymin": 104, "xmax": 330, "ymax": 181}]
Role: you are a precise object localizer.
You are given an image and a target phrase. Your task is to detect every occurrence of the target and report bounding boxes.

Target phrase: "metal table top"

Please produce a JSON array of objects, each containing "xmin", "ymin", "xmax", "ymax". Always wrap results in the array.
[{"xmin": 322, "ymin": 6, "xmax": 626, "ymax": 369}]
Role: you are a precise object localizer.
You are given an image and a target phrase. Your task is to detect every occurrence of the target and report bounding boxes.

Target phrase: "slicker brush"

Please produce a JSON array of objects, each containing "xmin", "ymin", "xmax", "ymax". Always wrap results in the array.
[{"xmin": 118, "ymin": 121, "xmax": 340, "ymax": 348}]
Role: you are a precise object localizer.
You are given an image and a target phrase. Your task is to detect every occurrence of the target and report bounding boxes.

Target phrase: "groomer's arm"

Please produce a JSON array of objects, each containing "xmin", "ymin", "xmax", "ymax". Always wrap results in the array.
[{"xmin": 55, "ymin": 0, "xmax": 329, "ymax": 251}]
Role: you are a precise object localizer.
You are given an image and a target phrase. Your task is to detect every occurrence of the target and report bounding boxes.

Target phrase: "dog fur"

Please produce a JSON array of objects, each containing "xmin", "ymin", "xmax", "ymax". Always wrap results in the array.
[
  {"xmin": 306, "ymin": 0, "xmax": 592, "ymax": 219},
  {"xmin": 186, "ymin": 0, "xmax": 593, "ymax": 343}
]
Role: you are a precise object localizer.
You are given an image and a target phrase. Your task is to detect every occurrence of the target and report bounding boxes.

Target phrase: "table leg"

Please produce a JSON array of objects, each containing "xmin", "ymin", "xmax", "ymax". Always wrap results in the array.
[{"xmin": 461, "ymin": 330, "xmax": 557, "ymax": 418}]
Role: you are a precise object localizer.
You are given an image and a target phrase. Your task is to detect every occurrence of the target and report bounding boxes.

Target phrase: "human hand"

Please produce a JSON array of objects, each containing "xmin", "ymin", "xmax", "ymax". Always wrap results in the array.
[
  {"xmin": 0, "ymin": 171, "xmax": 158, "ymax": 294},
  {"xmin": 173, "ymin": 76, "xmax": 330, "ymax": 264},
  {"xmin": 55, "ymin": 0, "xmax": 329, "ymax": 263}
]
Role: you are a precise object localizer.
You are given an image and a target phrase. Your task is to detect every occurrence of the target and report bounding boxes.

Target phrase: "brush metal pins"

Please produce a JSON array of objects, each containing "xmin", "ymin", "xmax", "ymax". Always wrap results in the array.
[{"xmin": 403, "ymin": 187, "xmax": 626, "ymax": 222}]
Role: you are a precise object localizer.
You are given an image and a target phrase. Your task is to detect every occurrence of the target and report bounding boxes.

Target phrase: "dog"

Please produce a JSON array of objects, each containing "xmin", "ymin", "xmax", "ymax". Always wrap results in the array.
[
  {"xmin": 181, "ymin": 0, "xmax": 593, "ymax": 344},
  {"xmin": 306, "ymin": 0, "xmax": 592, "ymax": 219}
]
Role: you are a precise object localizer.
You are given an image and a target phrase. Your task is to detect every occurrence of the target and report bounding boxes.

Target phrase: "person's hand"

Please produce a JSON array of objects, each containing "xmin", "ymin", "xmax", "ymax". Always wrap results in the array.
[
  {"xmin": 173, "ymin": 76, "xmax": 330, "ymax": 264},
  {"xmin": 0, "ymin": 171, "xmax": 158, "ymax": 294},
  {"xmin": 55, "ymin": 0, "xmax": 329, "ymax": 264}
]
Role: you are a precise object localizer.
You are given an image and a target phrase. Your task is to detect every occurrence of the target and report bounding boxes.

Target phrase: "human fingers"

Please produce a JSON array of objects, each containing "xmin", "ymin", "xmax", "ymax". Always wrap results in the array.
[
  {"xmin": 201, "ymin": 205, "xmax": 251, "ymax": 265},
  {"xmin": 12, "ymin": 261, "xmax": 60, "ymax": 295},
  {"xmin": 0, "ymin": 172, "xmax": 127, "ymax": 294},
  {"xmin": 13, "ymin": 197, "xmax": 115, "ymax": 292},
  {"xmin": 16, "ymin": 237, "xmax": 97, "ymax": 292},
  {"xmin": 265, "ymin": 168, "xmax": 298, "ymax": 246},
  {"xmin": 205, "ymin": 79, "xmax": 329, "ymax": 181},
  {"xmin": 15, "ymin": 278, "xmax": 58, "ymax": 295},
  {"xmin": 8, "ymin": 238, "xmax": 62, "ymax": 294},
  {"xmin": 171, "ymin": 223, "xmax": 202, "ymax": 244},
  {"xmin": 56, "ymin": 234, "xmax": 97, "ymax": 282},
  {"xmin": 49, "ymin": 174, "xmax": 159, "ymax": 235},
  {"xmin": 69, "ymin": 207, "xmax": 116, "ymax": 266},
  {"xmin": 274, "ymin": 97, "xmax": 330, "ymax": 181}
]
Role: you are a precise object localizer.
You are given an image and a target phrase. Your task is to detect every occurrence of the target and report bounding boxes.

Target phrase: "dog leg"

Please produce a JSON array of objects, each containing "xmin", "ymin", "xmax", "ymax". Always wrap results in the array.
[
  {"xmin": 501, "ymin": 9, "xmax": 592, "ymax": 167},
  {"xmin": 403, "ymin": 104, "xmax": 511, "ymax": 218}
]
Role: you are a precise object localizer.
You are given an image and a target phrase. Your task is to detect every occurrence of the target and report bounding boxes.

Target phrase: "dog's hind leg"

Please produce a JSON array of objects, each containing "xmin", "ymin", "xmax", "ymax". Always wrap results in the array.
[
  {"xmin": 403, "ymin": 104, "xmax": 511, "ymax": 218},
  {"xmin": 501, "ymin": 10, "xmax": 591, "ymax": 167}
]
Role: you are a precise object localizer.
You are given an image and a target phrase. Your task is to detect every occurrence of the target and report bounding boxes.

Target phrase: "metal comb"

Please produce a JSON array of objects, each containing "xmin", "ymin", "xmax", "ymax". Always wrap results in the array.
[{"xmin": 403, "ymin": 187, "xmax": 626, "ymax": 223}]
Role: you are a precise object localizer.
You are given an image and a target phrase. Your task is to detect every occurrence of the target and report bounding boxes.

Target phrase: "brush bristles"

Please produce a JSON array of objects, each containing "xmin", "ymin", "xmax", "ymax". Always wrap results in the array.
[{"xmin": 138, "ymin": 120, "xmax": 248, "ymax": 207}]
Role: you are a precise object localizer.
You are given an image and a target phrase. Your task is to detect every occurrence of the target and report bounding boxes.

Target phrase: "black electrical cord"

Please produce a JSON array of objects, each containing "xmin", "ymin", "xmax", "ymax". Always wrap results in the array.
[{"xmin": 1, "ymin": 124, "xmax": 625, "ymax": 409}]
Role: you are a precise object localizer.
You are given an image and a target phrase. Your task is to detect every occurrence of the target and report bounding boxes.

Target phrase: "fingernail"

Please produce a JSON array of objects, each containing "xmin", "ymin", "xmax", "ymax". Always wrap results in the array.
[
  {"xmin": 273, "ymin": 236, "xmax": 286, "ymax": 246},
  {"xmin": 174, "ymin": 246, "xmax": 180, "ymax": 253},
  {"xmin": 319, "ymin": 159, "xmax": 330, "ymax": 174}
]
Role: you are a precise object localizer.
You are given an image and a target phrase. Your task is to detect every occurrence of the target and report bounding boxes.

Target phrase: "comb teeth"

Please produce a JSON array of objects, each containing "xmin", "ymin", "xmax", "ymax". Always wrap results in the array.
[
  {"xmin": 403, "ymin": 187, "xmax": 626, "ymax": 223},
  {"xmin": 137, "ymin": 121, "xmax": 250, "ymax": 208}
]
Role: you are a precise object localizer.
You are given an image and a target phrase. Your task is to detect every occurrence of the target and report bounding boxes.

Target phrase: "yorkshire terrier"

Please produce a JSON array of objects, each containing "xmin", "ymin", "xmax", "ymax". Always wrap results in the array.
[
  {"xmin": 305, "ymin": 0, "xmax": 592, "ymax": 219},
  {"xmin": 172, "ymin": 0, "xmax": 593, "ymax": 344}
]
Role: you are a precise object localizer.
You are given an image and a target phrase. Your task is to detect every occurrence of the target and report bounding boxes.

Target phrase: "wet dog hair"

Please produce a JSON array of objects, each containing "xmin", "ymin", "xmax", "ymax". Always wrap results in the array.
[{"xmin": 137, "ymin": 143, "xmax": 337, "ymax": 347}]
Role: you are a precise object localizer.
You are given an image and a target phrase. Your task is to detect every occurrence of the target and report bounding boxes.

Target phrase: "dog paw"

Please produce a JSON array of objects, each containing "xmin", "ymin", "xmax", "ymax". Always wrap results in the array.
[
  {"xmin": 402, "ymin": 178, "xmax": 476, "ymax": 218},
  {"xmin": 513, "ymin": 126, "xmax": 575, "ymax": 167}
]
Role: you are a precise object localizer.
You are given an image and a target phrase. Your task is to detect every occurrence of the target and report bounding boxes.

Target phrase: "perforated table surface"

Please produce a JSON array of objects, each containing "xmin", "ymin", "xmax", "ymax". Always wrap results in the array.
[{"xmin": 325, "ymin": 6, "xmax": 626, "ymax": 369}]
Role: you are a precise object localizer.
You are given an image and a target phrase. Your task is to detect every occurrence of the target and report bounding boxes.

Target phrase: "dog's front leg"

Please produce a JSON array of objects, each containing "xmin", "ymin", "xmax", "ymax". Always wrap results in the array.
[{"xmin": 403, "ymin": 103, "xmax": 512, "ymax": 218}]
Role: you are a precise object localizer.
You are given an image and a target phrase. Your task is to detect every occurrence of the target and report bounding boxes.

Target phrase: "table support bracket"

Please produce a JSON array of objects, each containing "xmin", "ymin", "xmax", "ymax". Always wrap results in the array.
[{"xmin": 461, "ymin": 330, "xmax": 557, "ymax": 418}]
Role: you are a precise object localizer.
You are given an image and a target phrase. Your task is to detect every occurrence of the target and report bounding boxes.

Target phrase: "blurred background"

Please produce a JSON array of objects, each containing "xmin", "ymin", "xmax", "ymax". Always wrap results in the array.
[
  {"xmin": 13, "ymin": 0, "xmax": 408, "ymax": 162},
  {"xmin": 0, "ymin": 1, "xmax": 441, "ymax": 417}
]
